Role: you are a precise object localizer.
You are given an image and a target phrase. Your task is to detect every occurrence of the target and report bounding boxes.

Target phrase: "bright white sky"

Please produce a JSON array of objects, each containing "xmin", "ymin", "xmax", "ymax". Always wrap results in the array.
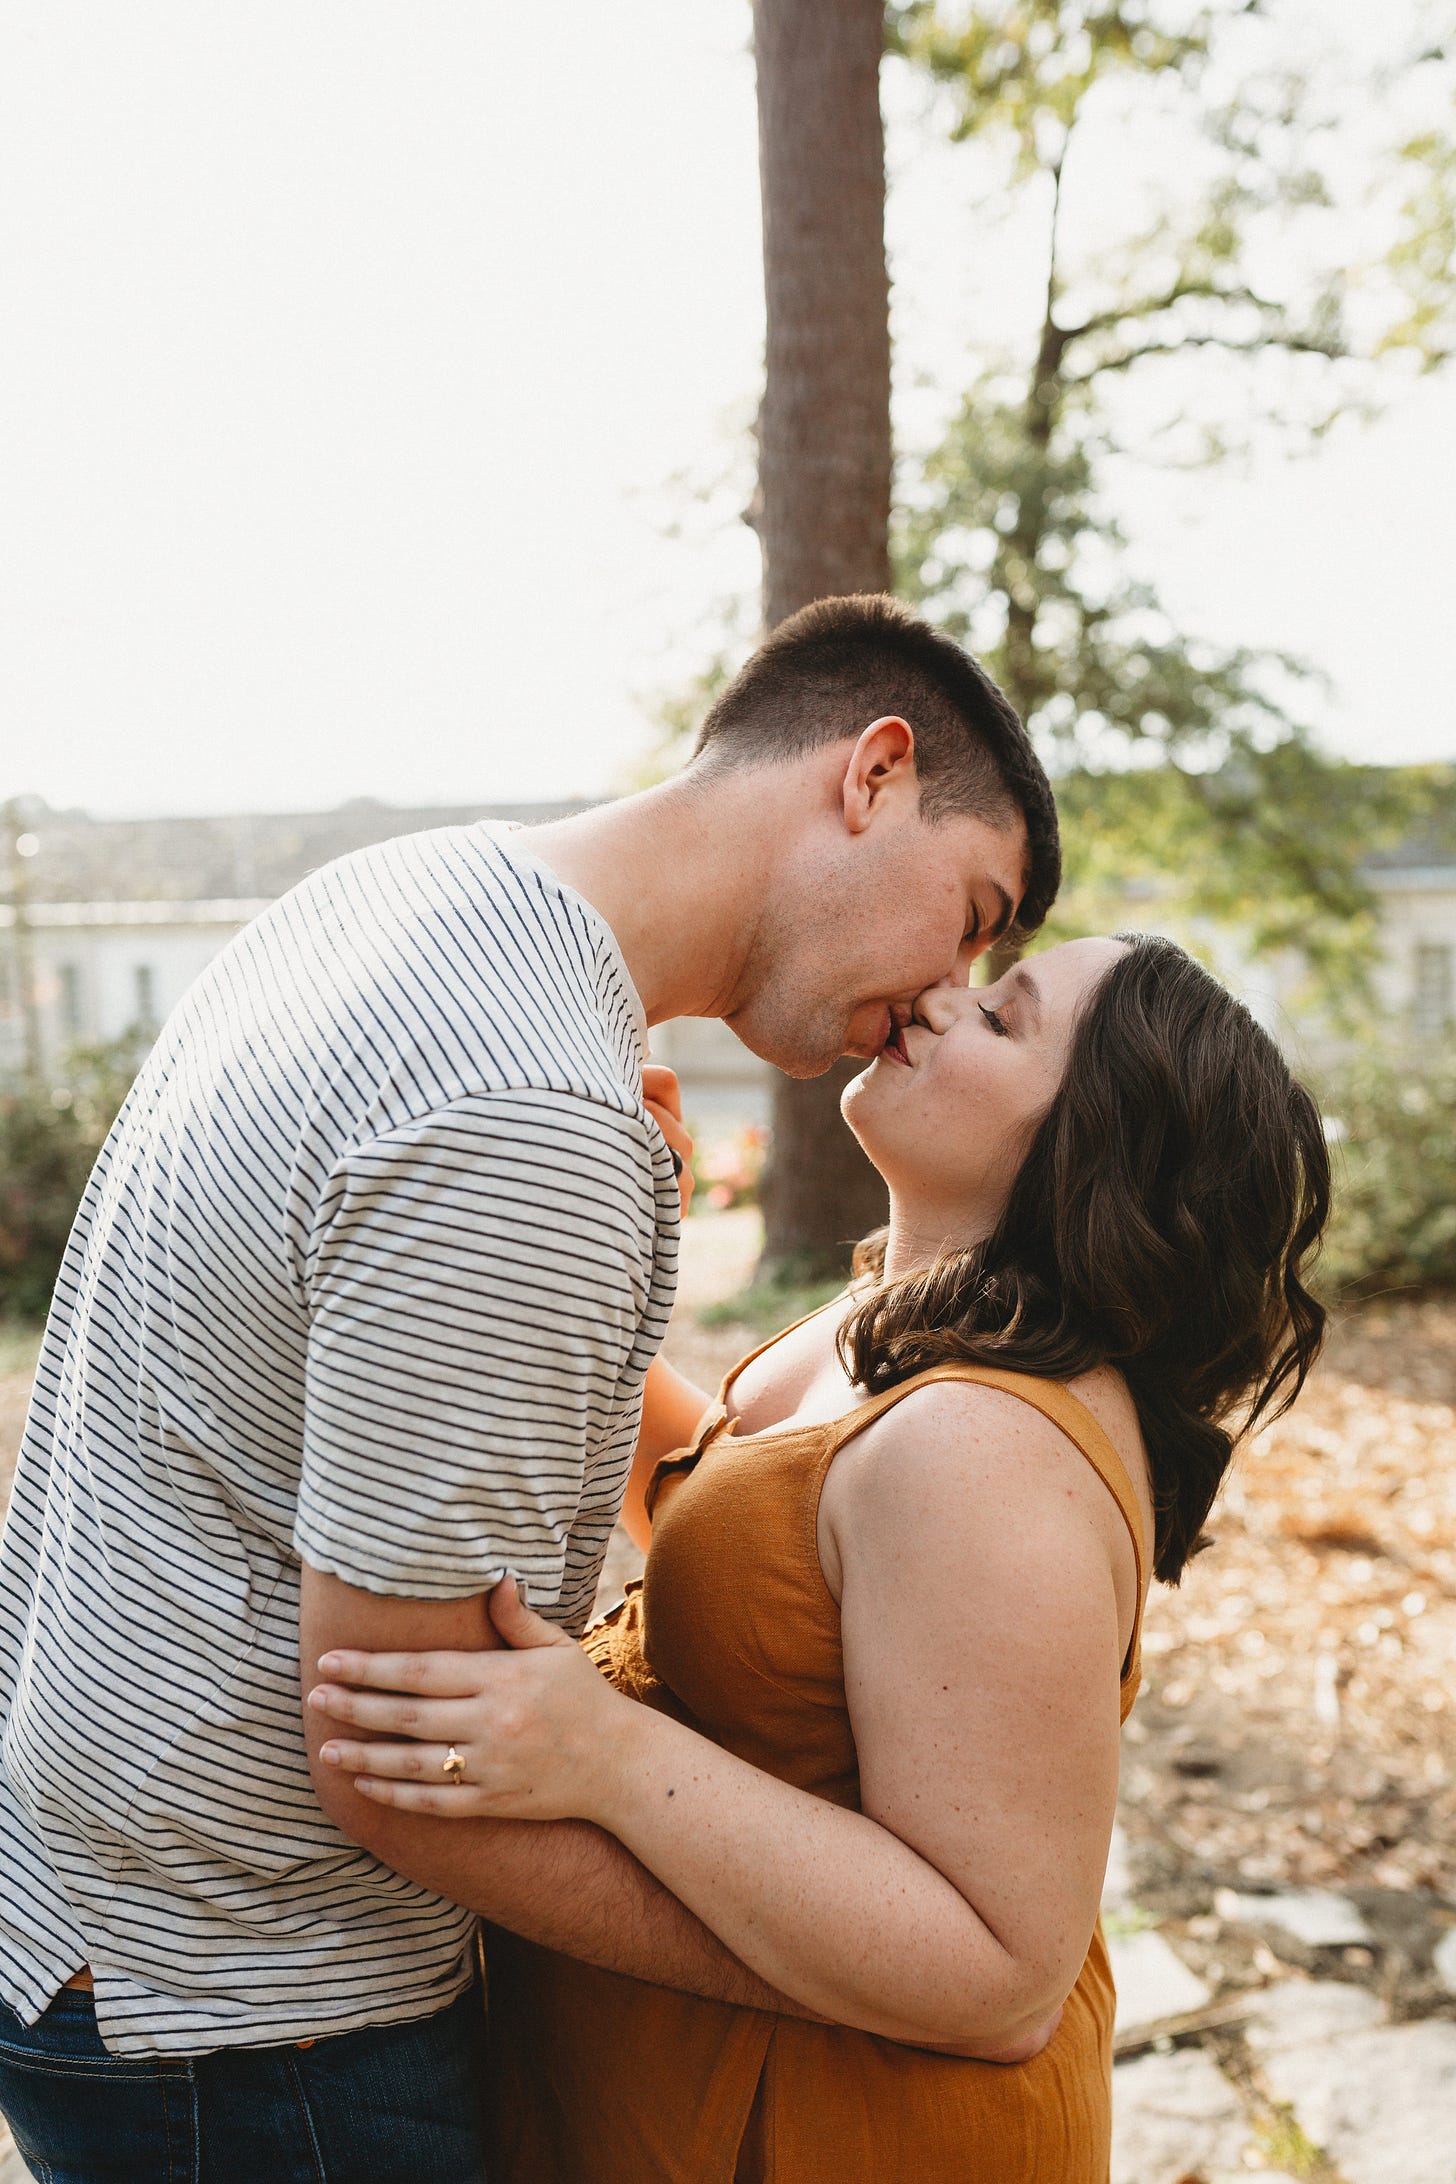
[{"xmin": 1, "ymin": 0, "xmax": 1452, "ymax": 819}]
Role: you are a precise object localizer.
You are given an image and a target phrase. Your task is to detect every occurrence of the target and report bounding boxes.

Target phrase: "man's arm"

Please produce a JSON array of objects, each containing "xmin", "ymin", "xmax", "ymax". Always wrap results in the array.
[
  {"xmin": 293, "ymin": 1092, "xmax": 784, "ymax": 2007},
  {"xmin": 294, "ymin": 1099, "xmax": 1049, "ymax": 2054},
  {"xmin": 300, "ymin": 1563, "xmax": 793, "ymax": 2010}
]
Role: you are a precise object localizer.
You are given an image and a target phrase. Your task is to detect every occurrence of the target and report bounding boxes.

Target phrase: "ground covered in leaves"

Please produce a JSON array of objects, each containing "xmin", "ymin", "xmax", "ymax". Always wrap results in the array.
[{"xmin": 1127, "ymin": 1297, "xmax": 1456, "ymax": 1923}]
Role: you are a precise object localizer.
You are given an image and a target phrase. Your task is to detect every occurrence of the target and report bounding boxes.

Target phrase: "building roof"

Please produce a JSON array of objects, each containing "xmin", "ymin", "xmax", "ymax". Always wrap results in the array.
[
  {"xmin": 1364, "ymin": 840, "xmax": 1456, "ymax": 879},
  {"xmin": 4, "ymin": 799, "xmax": 591, "ymax": 906},
  {"xmin": 0, "ymin": 900, "xmax": 272, "ymax": 931},
  {"xmin": 1360, "ymin": 771, "xmax": 1456, "ymax": 879}
]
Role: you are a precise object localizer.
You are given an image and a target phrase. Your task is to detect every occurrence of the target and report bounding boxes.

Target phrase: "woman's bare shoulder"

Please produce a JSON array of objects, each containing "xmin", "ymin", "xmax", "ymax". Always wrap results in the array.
[
  {"xmin": 829, "ymin": 1367, "xmax": 1150, "ymax": 1545},
  {"xmin": 867, "ymin": 1362, "xmax": 1146, "ymax": 1486},
  {"xmin": 822, "ymin": 1370, "xmax": 1148, "ymax": 1649},
  {"xmin": 846, "ymin": 1374, "xmax": 1091, "ymax": 1473},
  {"xmin": 1063, "ymin": 1361, "xmax": 1144, "ymax": 1454}
]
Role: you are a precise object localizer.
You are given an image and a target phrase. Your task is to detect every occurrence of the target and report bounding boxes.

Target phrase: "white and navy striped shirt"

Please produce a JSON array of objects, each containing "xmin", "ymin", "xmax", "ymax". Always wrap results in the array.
[{"xmin": 0, "ymin": 825, "xmax": 679, "ymax": 2056}]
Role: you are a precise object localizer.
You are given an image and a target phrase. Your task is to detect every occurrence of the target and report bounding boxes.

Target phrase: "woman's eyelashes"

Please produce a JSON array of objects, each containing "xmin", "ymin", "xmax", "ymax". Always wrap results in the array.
[{"xmin": 978, "ymin": 1002, "xmax": 1010, "ymax": 1038}]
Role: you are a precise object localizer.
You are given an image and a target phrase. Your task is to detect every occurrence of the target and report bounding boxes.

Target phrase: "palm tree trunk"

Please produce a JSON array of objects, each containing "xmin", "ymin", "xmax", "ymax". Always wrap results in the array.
[{"xmin": 752, "ymin": 0, "xmax": 893, "ymax": 1280}]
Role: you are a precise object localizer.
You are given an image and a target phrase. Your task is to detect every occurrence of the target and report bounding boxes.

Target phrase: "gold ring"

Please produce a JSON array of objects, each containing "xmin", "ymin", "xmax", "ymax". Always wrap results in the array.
[{"xmin": 443, "ymin": 1746, "xmax": 466, "ymax": 1787}]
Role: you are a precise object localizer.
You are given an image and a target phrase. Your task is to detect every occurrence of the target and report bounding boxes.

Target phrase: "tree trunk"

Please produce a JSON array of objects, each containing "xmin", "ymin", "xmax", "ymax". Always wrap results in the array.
[{"xmin": 752, "ymin": 0, "xmax": 893, "ymax": 1281}]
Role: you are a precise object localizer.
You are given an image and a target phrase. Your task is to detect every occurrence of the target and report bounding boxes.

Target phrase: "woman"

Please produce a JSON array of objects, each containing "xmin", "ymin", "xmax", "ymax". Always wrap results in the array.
[{"xmin": 310, "ymin": 932, "xmax": 1330, "ymax": 2183}]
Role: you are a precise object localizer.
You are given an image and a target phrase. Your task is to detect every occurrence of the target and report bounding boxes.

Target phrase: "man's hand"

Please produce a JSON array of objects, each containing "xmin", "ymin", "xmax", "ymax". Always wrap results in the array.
[{"xmin": 643, "ymin": 1064, "xmax": 693, "ymax": 1219}]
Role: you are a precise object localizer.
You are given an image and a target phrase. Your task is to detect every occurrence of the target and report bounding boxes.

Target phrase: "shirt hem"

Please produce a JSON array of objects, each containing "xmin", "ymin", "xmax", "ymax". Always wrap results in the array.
[
  {"xmin": 292, "ymin": 1535, "xmax": 538, "ymax": 1604},
  {"xmin": 88, "ymin": 1951, "xmax": 477, "ymax": 2060}
]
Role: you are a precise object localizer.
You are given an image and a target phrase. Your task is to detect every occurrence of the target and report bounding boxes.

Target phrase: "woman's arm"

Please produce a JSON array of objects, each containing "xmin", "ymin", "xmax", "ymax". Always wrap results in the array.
[
  {"xmin": 621, "ymin": 1355, "xmax": 715, "ymax": 1549},
  {"xmin": 310, "ymin": 1384, "xmax": 1129, "ymax": 2051},
  {"xmin": 620, "ymin": 1064, "xmax": 712, "ymax": 1547},
  {"xmin": 597, "ymin": 1384, "xmax": 1124, "ymax": 2046}
]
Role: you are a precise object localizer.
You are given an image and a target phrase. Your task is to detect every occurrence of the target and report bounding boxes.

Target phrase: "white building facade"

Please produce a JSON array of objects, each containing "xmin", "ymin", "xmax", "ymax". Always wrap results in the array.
[{"xmin": 0, "ymin": 900, "xmax": 270, "ymax": 1067}]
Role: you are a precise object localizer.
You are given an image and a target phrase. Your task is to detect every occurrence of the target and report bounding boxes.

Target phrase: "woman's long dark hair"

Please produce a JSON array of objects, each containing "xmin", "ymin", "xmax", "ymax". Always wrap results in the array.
[{"xmin": 840, "ymin": 934, "xmax": 1331, "ymax": 1584}]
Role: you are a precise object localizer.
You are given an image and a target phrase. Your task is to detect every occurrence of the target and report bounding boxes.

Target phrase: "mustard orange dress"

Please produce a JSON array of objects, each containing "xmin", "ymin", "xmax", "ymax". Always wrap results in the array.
[{"xmin": 486, "ymin": 1352, "xmax": 1150, "ymax": 2184}]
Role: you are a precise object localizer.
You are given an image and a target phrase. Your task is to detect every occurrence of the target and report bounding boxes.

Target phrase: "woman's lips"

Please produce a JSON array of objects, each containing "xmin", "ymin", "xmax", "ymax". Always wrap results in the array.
[{"xmin": 881, "ymin": 1016, "xmax": 913, "ymax": 1066}]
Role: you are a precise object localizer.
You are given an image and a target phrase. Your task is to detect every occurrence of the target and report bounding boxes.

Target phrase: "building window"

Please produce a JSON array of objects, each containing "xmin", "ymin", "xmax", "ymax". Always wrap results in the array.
[
  {"xmin": 133, "ymin": 963, "xmax": 157, "ymax": 1029},
  {"xmin": 1413, "ymin": 942, "xmax": 1453, "ymax": 1041},
  {"xmin": 58, "ymin": 962, "xmax": 83, "ymax": 1041}
]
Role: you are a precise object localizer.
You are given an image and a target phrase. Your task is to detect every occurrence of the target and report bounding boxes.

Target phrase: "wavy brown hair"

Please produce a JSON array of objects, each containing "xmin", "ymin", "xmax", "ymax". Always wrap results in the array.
[{"xmin": 840, "ymin": 934, "xmax": 1331, "ymax": 1584}]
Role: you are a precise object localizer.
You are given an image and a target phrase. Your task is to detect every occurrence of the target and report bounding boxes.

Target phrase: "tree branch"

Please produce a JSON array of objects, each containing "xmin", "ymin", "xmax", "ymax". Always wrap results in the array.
[
  {"xmin": 1066, "ymin": 329, "xmax": 1344, "ymax": 381},
  {"xmin": 1062, "ymin": 280, "xmax": 1296, "ymax": 345}
]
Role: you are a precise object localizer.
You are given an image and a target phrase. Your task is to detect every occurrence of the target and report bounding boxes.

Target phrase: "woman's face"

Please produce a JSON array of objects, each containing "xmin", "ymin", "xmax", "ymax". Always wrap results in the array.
[{"xmin": 843, "ymin": 936, "xmax": 1128, "ymax": 1237}]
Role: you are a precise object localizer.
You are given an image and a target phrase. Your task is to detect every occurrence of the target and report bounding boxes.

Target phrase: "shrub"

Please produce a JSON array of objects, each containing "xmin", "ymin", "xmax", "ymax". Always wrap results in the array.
[
  {"xmin": 1318, "ymin": 1038, "xmax": 1456, "ymax": 1297},
  {"xmin": 0, "ymin": 1038, "xmax": 144, "ymax": 1322},
  {"xmin": 691, "ymin": 1124, "xmax": 769, "ymax": 1214}
]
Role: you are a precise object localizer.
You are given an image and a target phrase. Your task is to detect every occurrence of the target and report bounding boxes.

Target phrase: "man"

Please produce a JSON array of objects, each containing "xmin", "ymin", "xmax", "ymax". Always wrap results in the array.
[{"xmin": 0, "ymin": 595, "xmax": 1059, "ymax": 2180}]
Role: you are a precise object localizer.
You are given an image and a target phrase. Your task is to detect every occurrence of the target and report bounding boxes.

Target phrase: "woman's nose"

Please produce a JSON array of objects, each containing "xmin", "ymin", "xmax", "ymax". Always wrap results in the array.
[{"xmin": 913, "ymin": 977, "xmax": 971, "ymax": 1034}]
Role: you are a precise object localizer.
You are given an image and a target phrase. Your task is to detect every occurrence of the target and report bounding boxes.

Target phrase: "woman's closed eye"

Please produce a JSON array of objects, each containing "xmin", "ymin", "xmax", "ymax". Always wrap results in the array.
[{"xmin": 978, "ymin": 1002, "xmax": 1010, "ymax": 1038}]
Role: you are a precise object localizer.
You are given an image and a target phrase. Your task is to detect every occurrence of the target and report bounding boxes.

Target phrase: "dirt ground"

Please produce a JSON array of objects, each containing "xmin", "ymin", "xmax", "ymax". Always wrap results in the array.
[{"xmin": 3, "ymin": 1215, "xmax": 1453, "ymax": 1932}]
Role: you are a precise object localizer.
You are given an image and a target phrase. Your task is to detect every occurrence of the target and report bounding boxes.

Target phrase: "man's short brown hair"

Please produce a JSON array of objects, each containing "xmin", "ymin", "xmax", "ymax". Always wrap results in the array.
[{"xmin": 693, "ymin": 594, "xmax": 1060, "ymax": 936}]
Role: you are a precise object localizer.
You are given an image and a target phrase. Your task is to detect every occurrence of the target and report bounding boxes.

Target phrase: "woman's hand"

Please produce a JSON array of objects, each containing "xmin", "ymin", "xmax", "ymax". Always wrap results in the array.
[
  {"xmin": 307, "ymin": 1577, "xmax": 640, "ymax": 1822},
  {"xmin": 643, "ymin": 1063, "xmax": 694, "ymax": 1219}
]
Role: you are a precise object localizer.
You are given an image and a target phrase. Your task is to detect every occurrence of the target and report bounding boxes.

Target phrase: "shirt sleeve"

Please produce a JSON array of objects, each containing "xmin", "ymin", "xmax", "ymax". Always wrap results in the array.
[{"xmin": 294, "ymin": 1087, "xmax": 670, "ymax": 1608}]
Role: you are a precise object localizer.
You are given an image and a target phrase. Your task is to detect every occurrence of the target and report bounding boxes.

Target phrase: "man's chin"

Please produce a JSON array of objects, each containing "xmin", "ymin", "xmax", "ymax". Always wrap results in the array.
[
  {"xmin": 724, "ymin": 1012, "xmax": 854, "ymax": 1081},
  {"xmin": 755, "ymin": 1046, "xmax": 843, "ymax": 1082}
]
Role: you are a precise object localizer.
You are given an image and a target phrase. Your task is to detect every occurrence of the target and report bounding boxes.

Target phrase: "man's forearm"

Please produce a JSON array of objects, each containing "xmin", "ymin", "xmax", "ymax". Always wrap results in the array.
[
  {"xmin": 341, "ymin": 1794, "xmax": 806, "ymax": 2014},
  {"xmin": 344, "ymin": 1801, "xmax": 1044, "ymax": 2059},
  {"xmin": 299, "ymin": 1563, "xmax": 787, "ymax": 2008}
]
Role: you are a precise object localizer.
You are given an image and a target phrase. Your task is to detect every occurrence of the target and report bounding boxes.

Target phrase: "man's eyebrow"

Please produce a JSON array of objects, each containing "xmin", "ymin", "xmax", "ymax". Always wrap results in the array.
[{"xmin": 1010, "ymin": 964, "xmax": 1043, "ymax": 1022}]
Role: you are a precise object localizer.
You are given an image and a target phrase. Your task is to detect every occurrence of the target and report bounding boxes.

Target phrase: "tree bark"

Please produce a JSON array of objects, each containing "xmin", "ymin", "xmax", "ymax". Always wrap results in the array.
[{"xmin": 752, "ymin": 0, "xmax": 894, "ymax": 1280}]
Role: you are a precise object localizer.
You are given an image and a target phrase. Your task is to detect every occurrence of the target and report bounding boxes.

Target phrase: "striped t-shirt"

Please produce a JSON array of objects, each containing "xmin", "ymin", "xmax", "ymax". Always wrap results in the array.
[{"xmin": 0, "ymin": 824, "xmax": 679, "ymax": 2056}]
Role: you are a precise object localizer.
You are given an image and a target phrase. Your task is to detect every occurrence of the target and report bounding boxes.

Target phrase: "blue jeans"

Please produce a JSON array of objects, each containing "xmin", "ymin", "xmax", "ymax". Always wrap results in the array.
[{"xmin": 0, "ymin": 1981, "xmax": 489, "ymax": 2183}]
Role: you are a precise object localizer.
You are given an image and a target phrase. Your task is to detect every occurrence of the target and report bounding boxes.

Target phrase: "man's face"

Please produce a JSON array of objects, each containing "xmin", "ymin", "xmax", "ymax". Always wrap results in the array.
[{"xmin": 726, "ymin": 802, "xmax": 1031, "ymax": 1079}]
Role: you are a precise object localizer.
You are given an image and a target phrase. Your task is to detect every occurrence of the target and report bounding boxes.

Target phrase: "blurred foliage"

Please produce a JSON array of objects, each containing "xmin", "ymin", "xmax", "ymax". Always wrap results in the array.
[
  {"xmin": 1387, "ymin": 2, "xmax": 1456, "ymax": 365},
  {"xmin": 0, "ymin": 1036, "xmax": 145, "ymax": 1322},
  {"xmin": 626, "ymin": 441, "xmax": 759, "ymax": 788},
  {"xmin": 887, "ymin": 0, "xmax": 1456, "ymax": 995},
  {"xmin": 1389, "ymin": 120, "xmax": 1456, "ymax": 361},
  {"xmin": 1319, "ymin": 1035, "xmax": 1456, "ymax": 1297},
  {"xmin": 628, "ymin": 635, "xmax": 747, "ymax": 790},
  {"xmin": 0, "ymin": 1319, "xmax": 42, "ymax": 1379},
  {"xmin": 640, "ymin": 8, "xmax": 1454, "ymax": 1003},
  {"xmin": 1047, "ymin": 762, "xmax": 1450, "ymax": 1013}
]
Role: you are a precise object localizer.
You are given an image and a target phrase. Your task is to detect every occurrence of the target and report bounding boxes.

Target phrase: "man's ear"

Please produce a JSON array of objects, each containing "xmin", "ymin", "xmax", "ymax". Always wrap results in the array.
[{"xmin": 841, "ymin": 716, "xmax": 918, "ymax": 836}]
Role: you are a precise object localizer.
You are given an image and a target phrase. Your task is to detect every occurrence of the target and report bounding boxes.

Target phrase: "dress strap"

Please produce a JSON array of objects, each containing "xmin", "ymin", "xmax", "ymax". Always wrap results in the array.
[{"xmin": 825, "ymin": 1363, "xmax": 1152, "ymax": 1680}]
